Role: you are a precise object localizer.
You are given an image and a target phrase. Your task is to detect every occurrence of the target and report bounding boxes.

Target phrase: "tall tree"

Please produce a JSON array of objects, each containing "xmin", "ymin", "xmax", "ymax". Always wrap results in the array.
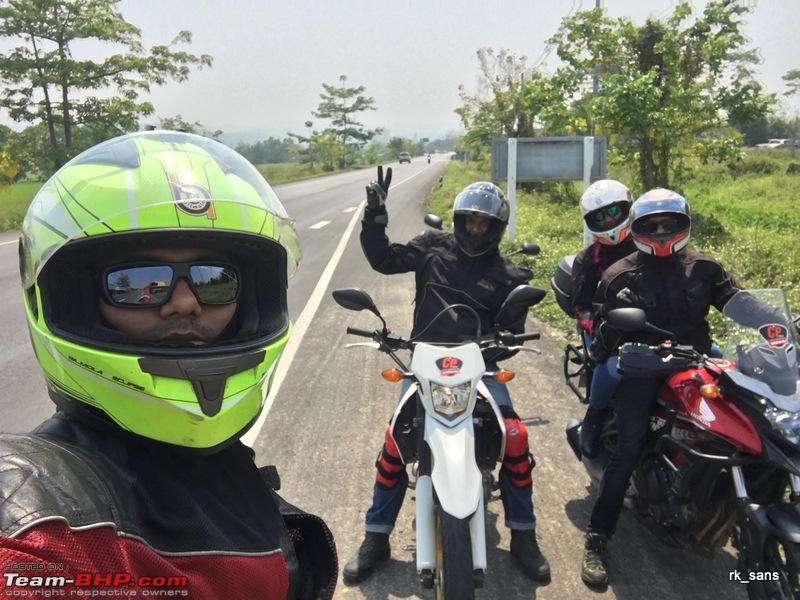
[
  {"xmin": 0, "ymin": 0, "xmax": 213, "ymax": 171},
  {"xmin": 548, "ymin": 0, "xmax": 774, "ymax": 189},
  {"xmin": 312, "ymin": 75, "xmax": 381, "ymax": 168},
  {"xmin": 456, "ymin": 48, "xmax": 555, "ymax": 161}
]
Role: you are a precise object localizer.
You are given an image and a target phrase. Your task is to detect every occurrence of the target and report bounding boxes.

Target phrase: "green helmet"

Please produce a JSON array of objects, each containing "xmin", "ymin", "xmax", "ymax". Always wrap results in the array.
[{"xmin": 19, "ymin": 130, "xmax": 301, "ymax": 451}]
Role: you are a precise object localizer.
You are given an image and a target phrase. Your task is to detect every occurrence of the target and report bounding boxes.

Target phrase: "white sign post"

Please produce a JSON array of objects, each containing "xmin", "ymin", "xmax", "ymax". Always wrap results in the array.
[
  {"xmin": 507, "ymin": 138, "xmax": 518, "ymax": 243},
  {"xmin": 582, "ymin": 136, "xmax": 595, "ymax": 246}
]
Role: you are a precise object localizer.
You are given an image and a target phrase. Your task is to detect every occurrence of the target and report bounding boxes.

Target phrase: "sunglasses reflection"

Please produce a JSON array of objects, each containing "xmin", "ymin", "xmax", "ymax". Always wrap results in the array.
[{"xmin": 105, "ymin": 263, "xmax": 240, "ymax": 307}]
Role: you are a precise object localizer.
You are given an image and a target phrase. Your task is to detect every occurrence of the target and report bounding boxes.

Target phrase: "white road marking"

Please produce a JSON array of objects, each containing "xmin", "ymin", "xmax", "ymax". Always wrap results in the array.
[
  {"xmin": 241, "ymin": 168, "xmax": 420, "ymax": 447},
  {"xmin": 241, "ymin": 200, "xmax": 367, "ymax": 447},
  {"xmin": 343, "ymin": 206, "xmax": 358, "ymax": 213},
  {"xmin": 309, "ymin": 220, "xmax": 331, "ymax": 229}
]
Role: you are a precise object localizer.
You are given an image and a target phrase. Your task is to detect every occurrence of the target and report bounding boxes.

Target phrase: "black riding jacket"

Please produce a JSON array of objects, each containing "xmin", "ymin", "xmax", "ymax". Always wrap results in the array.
[
  {"xmin": 593, "ymin": 248, "xmax": 741, "ymax": 355},
  {"xmin": 0, "ymin": 413, "xmax": 337, "ymax": 599},
  {"xmin": 571, "ymin": 237, "xmax": 637, "ymax": 318},
  {"xmin": 360, "ymin": 205, "xmax": 531, "ymax": 353}
]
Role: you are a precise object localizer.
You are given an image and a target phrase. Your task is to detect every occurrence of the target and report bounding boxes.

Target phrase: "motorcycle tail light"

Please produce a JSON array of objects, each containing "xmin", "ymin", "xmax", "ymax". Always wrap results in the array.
[
  {"xmin": 700, "ymin": 383, "xmax": 721, "ymax": 399},
  {"xmin": 382, "ymin": 369, "xmax": 404, "ymax": 383},
  {"xmin": 431, "ymin": 382, "xmax": 471, "ymax": 419}
]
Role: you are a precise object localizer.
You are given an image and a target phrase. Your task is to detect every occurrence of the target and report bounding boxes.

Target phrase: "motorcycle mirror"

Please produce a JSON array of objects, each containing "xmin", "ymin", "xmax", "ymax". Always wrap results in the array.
[
  {"xmin": 606, "ymin": 307, "xmax": 647, "ymax": 330},
  {"xmin": 606, "ymin": 307, "xmax": 674, "ymax": 338},
  {"xmin": 520, "ymin": 243, "xmax": 540, "ymax": 256},
  {"xmin": 424, "ymin": 214, "xmax": 443, "ymax": 230},
  {"xmin": 505, "ymin": 242, "xmax": 540, "ymax": 257},
  {"xmin": 332, "ymin": 288, "xmax": 380, "ymax": 317},
  {"xmin": 495, "ymin": 285, "xmax": 547, "ymax": 326}
]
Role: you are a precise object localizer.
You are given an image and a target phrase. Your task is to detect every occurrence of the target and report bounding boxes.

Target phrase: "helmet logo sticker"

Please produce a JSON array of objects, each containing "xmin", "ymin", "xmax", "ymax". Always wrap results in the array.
[
  {"xmin": 436, "ymin": 357, "xmax": 463, "ymax": 376},
  {"xmin": 167, "ymin": 172, "xmax": 216, "ymax": 220}
]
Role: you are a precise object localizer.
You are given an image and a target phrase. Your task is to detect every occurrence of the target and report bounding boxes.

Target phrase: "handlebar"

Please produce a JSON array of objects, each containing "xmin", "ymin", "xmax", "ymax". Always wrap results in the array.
[
  {"xmin": 344, "ymin": 326, "xmax": 540, "ymax": 352},
  {"xmin": 346, "ymin": 327, "xmax": 375, "ymax": 338},
  {"xmin": 512, "ymin": 332, "xmax": 541, "ymax": 342}
]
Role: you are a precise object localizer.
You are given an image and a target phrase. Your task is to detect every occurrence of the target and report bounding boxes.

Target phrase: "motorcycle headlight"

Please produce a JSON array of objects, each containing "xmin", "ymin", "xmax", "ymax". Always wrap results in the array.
[
  {"xmin": 430, "ymin": 382, "xmax": 471, "ymax": 419},
  {"xmin": 764, "ymin": 406, "xmax": 800, "ymax": 444}
]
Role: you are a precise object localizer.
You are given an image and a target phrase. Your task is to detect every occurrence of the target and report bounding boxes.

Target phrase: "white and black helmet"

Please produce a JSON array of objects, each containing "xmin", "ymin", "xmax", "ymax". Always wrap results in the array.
[
  {"xmin": 452, "ymin": 181, "xmax": 509, "ymax": 257},
  {"xmin": 580, "ymin": 179, "xmax": 633, "ymax": 246}
]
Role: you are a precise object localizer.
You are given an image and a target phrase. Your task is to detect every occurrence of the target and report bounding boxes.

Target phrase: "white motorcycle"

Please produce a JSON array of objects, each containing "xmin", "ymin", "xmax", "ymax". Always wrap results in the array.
[{"xmin": 333, "ymin": 284, "xmax": 546, "ymax": 599}]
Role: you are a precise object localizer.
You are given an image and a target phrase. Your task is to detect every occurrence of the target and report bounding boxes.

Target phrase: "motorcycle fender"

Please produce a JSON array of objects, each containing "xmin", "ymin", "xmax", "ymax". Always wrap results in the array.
[
  {"xmin": 415, "ymin": 475, "xmax": 436, "ymax": 571},
  {"xmin": 745, "ymin": 501, "xmax": 800, "ymax": 545},
  {"xmin": 425, "ymin": 416, "xmax": 482, "ymax": 519}
]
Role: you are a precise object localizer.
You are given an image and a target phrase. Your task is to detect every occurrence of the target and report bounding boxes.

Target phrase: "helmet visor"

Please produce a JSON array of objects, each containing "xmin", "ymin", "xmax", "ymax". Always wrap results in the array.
[{"xmin": 453, "ymin": 187, "xmax": 508, "ymax": 221}]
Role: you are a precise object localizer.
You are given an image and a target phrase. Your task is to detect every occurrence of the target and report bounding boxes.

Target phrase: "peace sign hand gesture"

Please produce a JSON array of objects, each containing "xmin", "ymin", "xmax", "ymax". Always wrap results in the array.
[{"xmin": 366, "ymin": 165, "xmax": 393, "ymax": 208}]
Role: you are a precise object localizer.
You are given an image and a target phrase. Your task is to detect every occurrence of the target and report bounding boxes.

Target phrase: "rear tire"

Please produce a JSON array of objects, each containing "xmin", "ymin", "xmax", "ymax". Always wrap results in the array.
[{"xmin": 434, "ymin": 510, "xmax": 474, "ymax": 600}]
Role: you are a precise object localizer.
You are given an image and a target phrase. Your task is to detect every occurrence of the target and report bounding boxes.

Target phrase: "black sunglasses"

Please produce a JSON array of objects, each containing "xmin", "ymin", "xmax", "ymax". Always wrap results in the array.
[
  {"xmin": 637, "ymin": 217, "xmax": 681, "ymax": 235},
  {"xmin": 101, "ymin": 262, "xmax": 240, "ymax": 308},
  {"xmin": 589, "ymin": 204, "xmax": 621, "ymax": 223}
]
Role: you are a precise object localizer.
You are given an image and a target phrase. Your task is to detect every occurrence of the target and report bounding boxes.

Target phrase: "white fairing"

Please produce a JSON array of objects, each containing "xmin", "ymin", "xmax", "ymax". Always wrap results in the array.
[
  {"xmin": 408, "ymin": 341, "xmax": 505, "ymax": 573},
  {"xmin": 410, "ymin": 342, "xmax": 494, "ymax": 518},
  {"xmin": 411, "ymin": 343, "xmax": 485, "ymax": 427}
]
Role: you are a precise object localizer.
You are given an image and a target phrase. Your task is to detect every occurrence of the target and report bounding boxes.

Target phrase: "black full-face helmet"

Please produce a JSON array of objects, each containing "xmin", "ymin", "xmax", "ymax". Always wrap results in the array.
[{"xmin": 452, "ymin": 181, "xmax": 510, "ymax": 257}]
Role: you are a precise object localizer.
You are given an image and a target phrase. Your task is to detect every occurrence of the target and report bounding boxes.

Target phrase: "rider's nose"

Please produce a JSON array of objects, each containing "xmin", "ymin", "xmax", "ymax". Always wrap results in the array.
[{"xmin": 161, "ymin": 278, "xmax": 201, "ymax": 316}]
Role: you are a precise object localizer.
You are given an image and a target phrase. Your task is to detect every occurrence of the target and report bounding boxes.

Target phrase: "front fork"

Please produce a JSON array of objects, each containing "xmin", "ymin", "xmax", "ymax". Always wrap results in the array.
[
  {"xmin": 733, "ymin": 466, "xmax": 800, "ymax": 572},
  {"xmin": 415, "ymin": 421, "xmax": 488, "ymax": 589}
]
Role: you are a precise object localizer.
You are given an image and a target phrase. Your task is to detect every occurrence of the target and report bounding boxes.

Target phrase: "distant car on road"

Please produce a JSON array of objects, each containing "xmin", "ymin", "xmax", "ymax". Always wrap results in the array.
[
  {"xmin": 756, "ymin": 138, "xmax": 793, "ymax": 149},
  {"xmin": 398, "ymin": 152, "xmax": 411, "ymax": 164}
]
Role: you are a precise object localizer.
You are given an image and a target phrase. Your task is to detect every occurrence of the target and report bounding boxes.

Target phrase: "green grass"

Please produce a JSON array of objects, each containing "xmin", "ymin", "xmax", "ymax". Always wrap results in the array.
[{"xmin": 0, "ymin": 181, "xmax": 44, "ymax": 230}]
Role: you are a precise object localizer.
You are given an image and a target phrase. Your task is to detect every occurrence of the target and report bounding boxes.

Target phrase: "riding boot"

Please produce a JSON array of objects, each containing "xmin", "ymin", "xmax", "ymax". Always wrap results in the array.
[
  {"xmin": 342, "ymin": 532, "xmax": 391, "ymax": 585},
  {"xmin": 510, "ymin": 529, "xmax": 551, "ymax": 583},
  {"xmin": 580, "ymin": 406, "xmax": 607, "ymax": 459},
  {"xmin": 581, "ymin": 531, "xmax": 609, "ymax": 587}
]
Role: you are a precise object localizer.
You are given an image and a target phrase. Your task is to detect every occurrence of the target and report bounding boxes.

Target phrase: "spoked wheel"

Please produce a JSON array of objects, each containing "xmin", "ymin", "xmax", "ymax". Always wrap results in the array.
[
  {"xmin": 433, "ymin": 509, "xmax": 474, "ymax": 600},
  {"xmin": 745, "ymin": 537, "xmax": 800, "ymax": 600}
]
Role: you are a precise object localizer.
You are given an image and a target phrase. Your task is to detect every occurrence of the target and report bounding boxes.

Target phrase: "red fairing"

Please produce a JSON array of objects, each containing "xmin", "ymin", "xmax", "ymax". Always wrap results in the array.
[
  {"xmin": 0, "ymin": 522, "xmax": 291, "ymax": 598},
  {"xmin": 660, "ymin": 364, "xmax": 762, "ymax": 455}
]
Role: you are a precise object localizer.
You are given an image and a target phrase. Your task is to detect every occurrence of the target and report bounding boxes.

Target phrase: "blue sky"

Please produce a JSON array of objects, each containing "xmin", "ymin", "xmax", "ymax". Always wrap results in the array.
[{"xmin": 4, "ymin": 1, "xmax": 799, "ymax": 143}]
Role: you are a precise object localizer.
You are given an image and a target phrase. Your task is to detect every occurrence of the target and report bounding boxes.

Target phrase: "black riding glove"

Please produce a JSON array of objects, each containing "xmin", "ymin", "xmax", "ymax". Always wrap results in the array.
[
  {"xmin": 366, "ymin": 165, "xmax": 392, "ymax": 209},
  {"xmin": 615, "ymin": 287, "xmax": 644, "ymax": 308}
]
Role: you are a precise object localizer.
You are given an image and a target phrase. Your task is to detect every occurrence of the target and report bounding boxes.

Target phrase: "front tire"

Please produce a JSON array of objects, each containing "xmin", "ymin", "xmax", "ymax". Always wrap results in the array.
[
  {"xmin": 744, "ymin": 536, "xmax": 800, "ymax": 600},
  {"xmin": 434, "ymin": 509, "xmax": 474, "ymax": 600}
]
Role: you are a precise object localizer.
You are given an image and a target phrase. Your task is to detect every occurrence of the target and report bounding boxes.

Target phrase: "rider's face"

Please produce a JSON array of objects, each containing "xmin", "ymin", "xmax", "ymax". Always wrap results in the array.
[
  {"xmin": 465, "ymin": 215, "xmax": 491, "ymax": 236},
  {"xmin": 98, "ymin": 247, "xmax": 238, "ymax": 345}
]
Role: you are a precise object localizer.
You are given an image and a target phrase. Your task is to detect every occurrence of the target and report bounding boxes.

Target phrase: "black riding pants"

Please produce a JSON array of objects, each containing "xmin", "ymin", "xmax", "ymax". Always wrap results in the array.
[{"xmin": 588, "ymin": 375, "xmax": 663, "ymax": 537}]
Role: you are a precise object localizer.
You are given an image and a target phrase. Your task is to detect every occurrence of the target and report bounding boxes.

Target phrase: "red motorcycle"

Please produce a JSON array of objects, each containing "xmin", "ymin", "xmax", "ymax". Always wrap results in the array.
[{"xmin": 562, "ymin": 289, "xmax": 800, "ymax": 600}]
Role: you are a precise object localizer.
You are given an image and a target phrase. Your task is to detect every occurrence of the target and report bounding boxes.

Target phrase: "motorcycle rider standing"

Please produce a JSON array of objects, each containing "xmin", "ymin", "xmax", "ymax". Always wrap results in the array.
[
  {"xmin": 343, "ymin": 167, "xmax": 551, "ymax": 585},
  {"xmin": 571, "ymin": 180, "xmax": 637, "ymax": 459},
  {"xmin": 0, "ymin": 131, "xmax": 337, "ymax": 599},
  {"xmin": 581, "ymin": 188, "xmax": 741, "ymax": 587}
]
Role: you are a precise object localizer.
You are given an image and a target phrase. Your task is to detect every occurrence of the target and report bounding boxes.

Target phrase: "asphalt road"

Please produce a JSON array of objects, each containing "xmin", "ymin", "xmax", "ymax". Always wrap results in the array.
[{"xmin": 0, "ymin": 154, "xmax": 749, "ymax": 599}]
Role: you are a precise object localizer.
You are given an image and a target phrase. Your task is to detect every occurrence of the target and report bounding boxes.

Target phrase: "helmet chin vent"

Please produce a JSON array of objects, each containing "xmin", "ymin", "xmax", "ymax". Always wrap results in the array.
[{"xmin": 139, "ymin": 350, "xmax": 265, "ymax": 416}]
